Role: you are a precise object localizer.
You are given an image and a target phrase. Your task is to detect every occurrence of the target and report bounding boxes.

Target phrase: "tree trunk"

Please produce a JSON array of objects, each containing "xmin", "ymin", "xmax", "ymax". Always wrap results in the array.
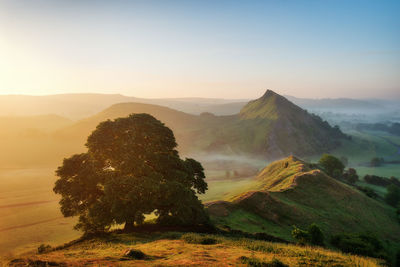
[{"xmin": 124, "ymin": 219, "xmax": 135, "ymax": 232}]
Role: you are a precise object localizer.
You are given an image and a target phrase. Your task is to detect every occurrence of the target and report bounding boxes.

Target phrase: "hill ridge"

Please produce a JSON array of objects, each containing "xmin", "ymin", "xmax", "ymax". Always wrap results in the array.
[{"xmin": 207, "ymin": 156, "xmax": 400, "ymax": 244}]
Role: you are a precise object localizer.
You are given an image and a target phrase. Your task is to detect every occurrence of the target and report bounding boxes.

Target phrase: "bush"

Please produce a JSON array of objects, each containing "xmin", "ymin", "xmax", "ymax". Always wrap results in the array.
[
  {"xmin": 331, "ymin": 233, "xmax": 386, "ymax": 259},
  {"xmin": 357, "ymin": 186, "xmax": 379, "ymax": 199},
  {"xmin": 37, "ymin": 244, "xmax": 51, "ymax": 254},
  {"xmin": 385, "ymin": 184, "xmax": 400, "ymax": 207},
  {"xmin": 364, "ymin": 175, "xmax": 391, "ymax": 187},
  {"xmin": 396, "ymin": 204, "xmax": 400, "ymax": 223},
  {"xmin": 308, "ymin": 223, "xmax": 324, "ymax": 246},
  {"xmin": 292, "ymin": 224, "xmax": 324, "ymax": 246},
  {"xmin": 342, "ymin": 168, "xmax": 358, "ymax": 184},
  {"xmin": 370, "ymin": 157, "xmax": 384, "ymax": 167},
  {"xmin": 291, "ymin": 226, "xmax": 309, "ymax": 245}
]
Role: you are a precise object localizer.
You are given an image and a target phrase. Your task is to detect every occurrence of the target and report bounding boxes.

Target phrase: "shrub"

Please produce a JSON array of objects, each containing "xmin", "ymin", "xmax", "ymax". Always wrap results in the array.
[
  {"xmin": 370, "ymin": 157, "xmax": 384, "ymax": 167},
  {"xmin": 357, "ymin": 186, "xmax": 379, "ymax": 199},
  {"xmin": 308, "ymin": 223, "xmax": 324, "ymax": 246},
  {"xmin": 292, "ymin": 224, "xmax": 324, "ymax": 246},
  {"xmin": 291, "ymin": 226, "xmax": 309, "ymax": 245},
  {"xmin": 364, "ymin": 175, "xmax": 391, "ymax": 187},
  {"xmin": 342, "ymin": 168, "xmax": 358, "ymax": 184},
  {"xmin": 331, "ymin": 233, "xmax": 386, "ymax": 259},
  {"xmin": 385, "ymin": 184, "xmax": 400, "ymax": 207},
  {"xmin": 396, "ymin": 204, "xmax": 400, "ymax": 223}
]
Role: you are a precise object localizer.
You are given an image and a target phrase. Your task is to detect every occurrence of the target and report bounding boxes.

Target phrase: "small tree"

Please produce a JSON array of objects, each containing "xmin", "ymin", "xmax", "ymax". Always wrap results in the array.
[
  {"xmin": 292, "ymin": 223, "xmax": 324, "ymax": 246},
  {"xmin": 291, "ymin": 226, "xmax": 309, "ymax": 245},
  {"xmin": 319, "ymin": 154, "xmax": 345, "ymax": 178},
  {"xmin": 343, "ymin": 168, "xmax": 358, "ymax": 184},
  {"xmin": 385, "ymin": 184, "xmax": 400, "ymax": 207},
  {"xmin": 370, "ymin": 157, "xmax": 384, "ymax": 167},
  {"xmin": 308, "ymin": 223, "xmax": 324, "ymax": 246},
  {"xmin": 54, "ymin": 114, "xmax": 209, "ymax": 233}
]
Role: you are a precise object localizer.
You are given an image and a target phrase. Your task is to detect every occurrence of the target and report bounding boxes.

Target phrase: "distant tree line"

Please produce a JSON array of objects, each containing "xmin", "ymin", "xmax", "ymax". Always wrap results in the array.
[
  {"xmin": 356, "ymin": 122, "xmax": 400, "ymax": 136},
  {"xmin": 370, "ymin": 157, "xmax": 385, "ymax": 167},
  {"xmin": 364, "ymin": 174, "xmax": 400, "ymax": 187}
]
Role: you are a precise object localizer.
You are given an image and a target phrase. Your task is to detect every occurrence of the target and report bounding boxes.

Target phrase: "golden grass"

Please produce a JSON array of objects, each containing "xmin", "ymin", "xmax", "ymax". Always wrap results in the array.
[{"xmin": 5, "ymin": 232, "xmax": 384, "ymax": 267}]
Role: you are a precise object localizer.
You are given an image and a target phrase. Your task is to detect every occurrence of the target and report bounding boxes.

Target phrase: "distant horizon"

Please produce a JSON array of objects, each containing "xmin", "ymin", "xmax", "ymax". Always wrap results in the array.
[
  {"xmin": 1, "ymin": 0, "xmax": 399, "ymax": 100},
  {"xmin": 0, "ymin": 90, "xmax": 398, "ymax": 101}
]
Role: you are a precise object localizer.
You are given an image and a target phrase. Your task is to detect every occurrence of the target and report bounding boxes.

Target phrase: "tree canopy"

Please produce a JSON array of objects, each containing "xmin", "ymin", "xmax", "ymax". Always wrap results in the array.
[
  {"xmin": 54, "ymin": 113, "xmax": 208, "ymax": 233},
  {"xmin": 318, "ymin": 154, "xmax": 345, "ymax": 178}
]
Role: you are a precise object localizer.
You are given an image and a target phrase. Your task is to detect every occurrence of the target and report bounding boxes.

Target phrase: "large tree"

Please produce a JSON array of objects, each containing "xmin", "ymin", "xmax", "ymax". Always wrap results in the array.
[{"xmin": 54, "ymin": 113, "xmax": 208, "ymax": 233}]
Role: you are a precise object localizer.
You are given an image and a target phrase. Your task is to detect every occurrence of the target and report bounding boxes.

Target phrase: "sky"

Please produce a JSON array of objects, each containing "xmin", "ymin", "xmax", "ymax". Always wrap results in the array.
[{"xmin": 0, "ymin": 0, "xmax": 399, "ymax": 99}]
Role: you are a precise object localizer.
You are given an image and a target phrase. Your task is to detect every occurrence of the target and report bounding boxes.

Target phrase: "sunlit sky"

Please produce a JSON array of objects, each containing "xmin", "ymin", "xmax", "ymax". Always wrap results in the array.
[{"xmin": 0, "ymin": 0, "xmax": 399, "ymax": 99}]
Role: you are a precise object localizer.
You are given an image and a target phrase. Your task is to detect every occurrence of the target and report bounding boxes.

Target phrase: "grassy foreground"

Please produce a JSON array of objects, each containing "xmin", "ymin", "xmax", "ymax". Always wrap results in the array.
[{"xmin": 5, "ymin": 232, "xmax": 384, "ymax": 266}]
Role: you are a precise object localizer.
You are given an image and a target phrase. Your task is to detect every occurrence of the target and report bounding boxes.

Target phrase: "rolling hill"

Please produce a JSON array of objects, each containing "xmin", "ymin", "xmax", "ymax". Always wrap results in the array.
[
  {"xmin": 199, "ymin": 90, "xmax": 347, "ymax": 158},
  {"xmin": 0, "ymin": 94, "xmax": 246, "ymax": 119},
  {"xmin": 55, "ymin": 90, "xmax": 347, "ymax": 159},
  {"xmin": 207, "ymin": 156, "xmax": 400, "ymax": 244},
  {"xmin": 1, "ymin": 90, "xmax": 348, "ymax": 167}
]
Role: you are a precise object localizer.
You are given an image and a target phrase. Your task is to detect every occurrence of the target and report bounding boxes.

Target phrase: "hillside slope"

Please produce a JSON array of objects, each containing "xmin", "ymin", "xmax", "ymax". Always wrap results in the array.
[
  {"xmin": 55, "ymin": 102, "xmax": 228, "ymax": 154},
  {"xmin": 5, "ymin": 232, "xmax": 383, "ymax": 267},
  {"xmin": 54, "ymin": 90, "xmax": 347, "ymax": 159},
  {"xmin": 202, "ymin": 90, "xmax": 347, "ymax": 157},
  {"xmin": 208, "ymin": 156, "xmax": 400, "ymax": 243}
]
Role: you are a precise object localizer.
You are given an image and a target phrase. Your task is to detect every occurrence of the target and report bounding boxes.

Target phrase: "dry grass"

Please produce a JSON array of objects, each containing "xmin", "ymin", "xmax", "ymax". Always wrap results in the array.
[{"xmin": 5, "ymin": 232, "xmax": 384, "ymax": 267}]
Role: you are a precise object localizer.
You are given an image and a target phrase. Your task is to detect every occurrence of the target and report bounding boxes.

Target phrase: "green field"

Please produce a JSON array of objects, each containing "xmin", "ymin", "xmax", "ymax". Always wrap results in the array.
[{"xmin": 306, "ymin": 130, "xmax": 400, "ymax": 179}]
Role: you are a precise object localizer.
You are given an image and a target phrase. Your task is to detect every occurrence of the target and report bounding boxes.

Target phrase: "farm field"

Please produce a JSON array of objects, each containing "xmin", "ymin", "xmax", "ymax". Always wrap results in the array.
[{"xmin": 0, "ymin": 168, "xmax": 79, "ymax": 260}]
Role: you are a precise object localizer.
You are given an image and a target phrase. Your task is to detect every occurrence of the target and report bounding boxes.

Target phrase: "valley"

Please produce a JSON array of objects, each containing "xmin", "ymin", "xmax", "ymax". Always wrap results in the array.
[{"xmin": 1, "ymin": 91, "xmax": 400, "ymax": 265}]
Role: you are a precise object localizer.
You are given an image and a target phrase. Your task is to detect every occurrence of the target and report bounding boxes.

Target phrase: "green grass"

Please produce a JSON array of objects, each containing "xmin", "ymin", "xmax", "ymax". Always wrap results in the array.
[
  {"xmin": 355, "ymin": 181, "xmax": 387, "ymax": 198},
  {"xmin": 211, "ymin": 209, "xmax": 293, "ymax": 241},
  {"xmin": 208, "ymin": 156, "xmax": 400, "ymax": 262},
  {"xmin": 356, "ymin": 164, "xmax": 400, "ymax": 178},
  {"xmin": 200, "ymin": 177, "xmax": 260, "ymax": 202}
]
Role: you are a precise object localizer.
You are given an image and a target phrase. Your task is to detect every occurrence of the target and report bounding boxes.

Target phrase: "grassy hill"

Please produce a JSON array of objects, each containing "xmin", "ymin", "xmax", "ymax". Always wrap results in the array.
[
  {"xmin": 5, "ymin": 232, "xmax": 383, "ymax": 266},
  {"xmin": 0, "ymin": 94, "xmax": 246, "ymax": 119},
  {"xmin": 0, "ymin": 90, "xmax": 347, "ymax": 168},
  {"xmin": 54, "ymin": 90, "xmax": 347, "ymax": 159},
  {"xmin": 54, "ymin": 102, "xmax": 227, "ymax": 154},
  {"xmin": 207, "ymin": 156, "xmax": 400, "ymax": 245}
]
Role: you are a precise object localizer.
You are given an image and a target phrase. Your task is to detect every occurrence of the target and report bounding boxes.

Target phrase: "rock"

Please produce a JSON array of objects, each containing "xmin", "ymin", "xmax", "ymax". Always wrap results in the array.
[{"xmin": 122, "ymin": 248, "xmax": 146, "ymax": 260}]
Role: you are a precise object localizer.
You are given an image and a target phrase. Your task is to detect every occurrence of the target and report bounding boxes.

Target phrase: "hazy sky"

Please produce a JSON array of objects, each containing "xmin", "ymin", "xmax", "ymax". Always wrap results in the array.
[{"xmin": 0, "ymin": 0, "xmax": 399, "ymax": 99}]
